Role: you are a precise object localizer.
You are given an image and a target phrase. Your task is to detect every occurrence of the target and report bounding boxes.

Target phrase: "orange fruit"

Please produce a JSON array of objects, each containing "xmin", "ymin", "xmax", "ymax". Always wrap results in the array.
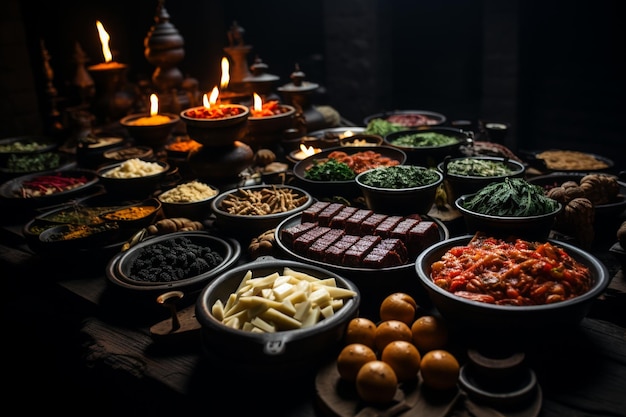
[
  {"xmin": 355, "ymin": 360, "xmax": 398, "ymax": 404},
  {"xmin": 411, "ymin": 315, "xmax": 449, "ymax": 353},
  {"xmin": 374, "ymin": 320, "xmax": 413, "ymax": 352},
  {"xmin": 336, "ymin": 343, "xmax": 377, "ymax": 382},
  {"xmin": 344, "ymin": 317, "xmax": 377, "ymax": 348},
  {"xmin": 381, "ymin": 340, "xmax": 421, "ymax": 382},
  {"xmin": 379, "ymin": 292, "xmax": 418, "ymax": 325},
  {"xmin": 419, "ymin": 349, "xmax": 460, "ymax": 391}
]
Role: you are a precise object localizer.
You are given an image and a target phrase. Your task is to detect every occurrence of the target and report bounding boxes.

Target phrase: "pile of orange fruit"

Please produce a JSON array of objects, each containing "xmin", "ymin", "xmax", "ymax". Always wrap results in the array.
[{"xmin": 336, "ymin": 292, "xmax": 460, "ymax": 404}]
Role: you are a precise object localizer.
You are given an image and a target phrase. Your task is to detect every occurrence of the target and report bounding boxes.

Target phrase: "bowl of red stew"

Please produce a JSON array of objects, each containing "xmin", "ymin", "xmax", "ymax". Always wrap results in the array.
[{"xmin": 415, "ymin": 234, "xmax": 610, "ymax": 343}]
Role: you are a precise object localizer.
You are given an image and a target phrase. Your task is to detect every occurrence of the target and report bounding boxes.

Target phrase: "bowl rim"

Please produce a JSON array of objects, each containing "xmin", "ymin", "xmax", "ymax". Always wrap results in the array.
[
  {"xmin": 415, "ymin": 234, "xmax": 610, "ymax": 312},
  {"xmin": 384, "ymin": 126, "xmax": 471, "ymax": 150},
  {"xmin": 363, "ymin": 109, "xmax": 447, "ymax": 127},
  {"xmin": 180, "ymin": 104, "xmax": 250, "ymax": 124},
  {"xmin": 455, "ymin": 194, "xmax": 562, "ymax": 220},
  {"xmin": 355, "ymin": 165, "xmax": 444, "ymax": 191},
  {"xmin": 210, "ymin": 184, "xmax": 314, "ymax": 220},
  {"xmin": 195, "ymin": 257, "xmax": 361, "ymax": 339},
  {"xmin": 106, "ymin": 231, "xmax": 241, "ymax": 291},
  {"xmin": 119, "ymin": 112, "xmax": 180, "ymax": 128},
  {"xmin": 248, "ymin": 104, "xmax": 296, "ymax": 121},
  {"xmin": 157, "ymin": 181, "xmax": 220, "ymax": 205},
  {"xmin": 437, "ymin": 155, "xmax": 526, "ymax": 180},
  {"xmin": 96, "ymin": 158, "xmax": 170, "ymax": 180}
]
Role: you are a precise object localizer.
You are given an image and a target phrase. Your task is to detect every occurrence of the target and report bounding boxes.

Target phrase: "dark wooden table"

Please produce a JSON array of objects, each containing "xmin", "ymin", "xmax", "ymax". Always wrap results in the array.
[{"xmin": 2, "ymin": 190, "xmax": 626, "ymax": 417}]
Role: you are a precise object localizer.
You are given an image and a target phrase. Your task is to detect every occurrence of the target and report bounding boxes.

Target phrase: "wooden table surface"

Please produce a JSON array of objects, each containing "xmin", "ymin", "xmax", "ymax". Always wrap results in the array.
[{"xmin": 2, "ymin": 191, "xmax": 626, "ymax": 417}]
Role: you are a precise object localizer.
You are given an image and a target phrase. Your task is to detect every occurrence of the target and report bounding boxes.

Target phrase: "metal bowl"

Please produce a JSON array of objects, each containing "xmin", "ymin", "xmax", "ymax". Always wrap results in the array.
[{"xmin": 195, "ymin": 257, "xmax": 360, "ymax": 379}]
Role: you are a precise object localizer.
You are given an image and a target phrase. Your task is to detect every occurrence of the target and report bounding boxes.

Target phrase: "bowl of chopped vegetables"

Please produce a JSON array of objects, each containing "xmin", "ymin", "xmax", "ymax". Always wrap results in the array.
[
  {"xmin": 437, "ymin": 156, "xmax": 526, "ymax": 203},
  {"xmin": 454, "ymin": 177, "xmax": 563, "ymax": 241},
  {"xmin": 384, "ymin": 127, "xmax": 470, "ymax": 167},
  {"xmin": 355, "ymin": 165, "xmax": 444, "ymax": 215},
  {"xmin": 415, "ymin": 234, "xmax": 610, "ymax": 343},
  {"xmin": 292, "ymin": 145, "xmax": 407, "ymax": 200}
]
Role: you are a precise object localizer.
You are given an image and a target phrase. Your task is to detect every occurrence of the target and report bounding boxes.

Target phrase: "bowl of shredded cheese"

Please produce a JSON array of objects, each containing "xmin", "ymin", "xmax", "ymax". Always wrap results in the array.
[
  {"xmin": 157, "ymin": 180, "xmax": 219, "ymax": 221},
  {"xmin": 96, "ymin": 158, "xmax": 171, "ymax": 198}
]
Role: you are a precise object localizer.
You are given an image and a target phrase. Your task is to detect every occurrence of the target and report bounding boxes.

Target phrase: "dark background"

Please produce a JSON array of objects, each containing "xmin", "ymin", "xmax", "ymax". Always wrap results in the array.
[{"xmin": 2, "ymin": 0, "xmax": 625, "ymax": 169}]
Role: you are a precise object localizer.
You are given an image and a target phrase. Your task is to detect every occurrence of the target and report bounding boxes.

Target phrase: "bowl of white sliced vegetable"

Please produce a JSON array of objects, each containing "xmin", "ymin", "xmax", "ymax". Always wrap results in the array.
[{"xmin": 195, "ymin": 256, "xmax": 360, "ymax": 379}]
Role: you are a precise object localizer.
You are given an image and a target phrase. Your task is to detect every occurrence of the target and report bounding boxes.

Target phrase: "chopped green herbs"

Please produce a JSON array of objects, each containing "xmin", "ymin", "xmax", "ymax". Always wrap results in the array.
[
  {"xmin": 304, "ymin": 159, "xmax": 356, "ymax": 181},
  {"xmin": 364, "ymin": 118, "xmax": 404, "ymax": 137},
  {"xmin": 390, "ymin": 132, "xmax": 458, "ymax": 147},
  {"xmin": 359, "ymin": 166, "xmax": 440, "ymax": 189},
  {"xmin": 462, "ymin": 177, "xmax": 560, "ymax": 217},
  {"xmin": 446, "ymin": 158, "xmax": 516, "ymax": 177}
]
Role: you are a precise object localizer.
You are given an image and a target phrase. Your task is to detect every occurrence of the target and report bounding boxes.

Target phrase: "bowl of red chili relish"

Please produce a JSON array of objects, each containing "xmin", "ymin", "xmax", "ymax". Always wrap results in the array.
[
  {"xmin": 415, "ymin": 234, "xmax": 610, "ymax": 341},
  {"xmin": 180, "ymin": 104, "xmax": 250, "ymax": 146}
]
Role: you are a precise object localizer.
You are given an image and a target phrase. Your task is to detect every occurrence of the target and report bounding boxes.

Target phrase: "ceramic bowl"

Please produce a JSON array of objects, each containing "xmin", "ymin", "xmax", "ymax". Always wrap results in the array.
[
  {"xmin": 96, "ymin": 159, "xmax": 172, "ymax": 198},
  {"xmin": 180, "ymin": 104, "xmax": 250, "ymax": 147},
  {"xmin": 415, "ymin": 235, "xmax": 610, "ymax": 340},
  {"xmin": 195, "ymin": 257, "xmax": 360, "ymax": 379},
  {"xmin": 384, "ymin": 127, "xmax": 470, "ymax": 167},
  {"xmin": 355, "ymin": 165, "xmax": 444, "ymax": 215},
  {"xmin": 0, "ymin": 135, "xmax": 58, "ymax": 164},
  {"xmin": 210, "ymin": 184, "xmax": 314, "ymax": 240},
  {"xmin": 363, "ymin": 109, "xmax": 447, "ymax": 128},
  {"xmin": 157, "ymin": 181, "xmax": 219, "ymax": 221},
  {"xmin": 105, "ymin": 231, "xmax": 241, "ymax": 294},
  {"xmin": 98, "ymin": 198, "xmax": 162, "ymax": 230},
  {"xmin": 245, "ymin": 104, "xmax": 296, "ymax": 148},
  {"xmin": 455, "ymin": 194, "xmax": 562, "ymax": 241},
  {"xmin": 120, "ymin": 113, "xmax": 180, "ymax": 149},
  {"xmin": 438, "ymin": 156, "xmax": 526, "ymax": 203}
]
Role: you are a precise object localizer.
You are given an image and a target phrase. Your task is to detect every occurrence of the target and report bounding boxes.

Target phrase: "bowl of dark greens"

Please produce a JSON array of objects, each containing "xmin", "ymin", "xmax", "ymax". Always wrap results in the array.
[
  {"xmin": 455, "ymin": 178, "xmax": 562, "ymax": 241},
  {"xmin": 384, "ymin": 127, "xmax": 470, "ymax": 167},
  {"xmin": 355, "ymin": 165, "xmax": 444, "ymax": 215},
  {"xmin": 438, "ymin": 156, "xmax": 526, "ymax": 203},
  {"xmin": 292, "ymin": 145, "xmax": 407, "ymax": 200}
]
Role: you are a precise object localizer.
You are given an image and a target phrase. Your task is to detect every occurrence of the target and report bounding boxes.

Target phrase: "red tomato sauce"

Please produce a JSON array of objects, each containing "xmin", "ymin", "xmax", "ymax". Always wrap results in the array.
[{"xmin": 429, "ymin": 236, "xmax": 593, "ymax": 305}]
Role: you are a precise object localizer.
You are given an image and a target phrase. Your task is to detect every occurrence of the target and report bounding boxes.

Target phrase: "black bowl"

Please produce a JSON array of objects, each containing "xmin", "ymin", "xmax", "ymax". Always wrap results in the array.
[
  {"xmin": 363, "ymin": 109, "xmax": 447, "ymax": 128},
  {"xmin": 0, "ymin": 135, "xmax": 58, "ymax": 164},
  {"xmin": 438, "ymin": 156, "xmax": 527, "ymax": 203},
  {"xmin": 98, "ymin": 198, "xmax": 162, "ymax": 230},
  {"xmin": 455, "ymin": 194, "xmax": 562, "ymax": 241},
  {"xmin": 157, "ymin": 180, "xmax": 219, "ymax": 221},
  {"xmin": 355, "ymin": 165, "xmax": 444, "ymax": 215},
  {"xmin": 292, "ymin": 145, "xmax": 407, "ymax": 200},
  {"xmin": 195, "ymin": 257, "xmax": 360, "ymax": 379},
  {"xmin": 38, "ymin": 222, "xmax": 121, "ymax": 253},
  {"xmin": 415, "ymin": 235, "xmax": 610, "ymax": 340},
  {"xmin": 210, "ymin": 184, "xmax": 314, "ymax": 240},
  {"xmin": 96, "ymin": 159, "xmax": 171, "ymax": 198},
  {"xmin": 106, "ymin": 231, "xmax": 241, "ymax": 294},
  {"xmin": 384, "ymin": 127, "xmax": 470, "ymax": 167},
  {"xmin": 0, "ymin": 169, "xmax": 99, "ymax": 209}
]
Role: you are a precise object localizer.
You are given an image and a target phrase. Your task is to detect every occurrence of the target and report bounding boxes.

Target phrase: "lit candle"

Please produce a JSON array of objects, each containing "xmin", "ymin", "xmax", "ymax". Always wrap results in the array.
[
  {"xmin": 249, "ymin": 93, "xmax": 290, "ymax": 118},
  {"xmin": 291, "ymin": 143, "xmax": 321, "ymax": 161},
  {"xmin": 88, "ymin": 20, "xmax": 126, "ymax": 71},
  {"xmin": 182, "ymin": 86, "xmax": 247, "ymax": 120},
  {"xmin": 126, "ymin": 94, "xmax": 172, "ymax": 126}
]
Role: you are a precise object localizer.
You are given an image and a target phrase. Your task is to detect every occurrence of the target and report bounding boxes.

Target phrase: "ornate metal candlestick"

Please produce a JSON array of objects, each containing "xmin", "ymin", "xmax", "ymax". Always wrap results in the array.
[
  {"xmin": 277, "ymin": 64, "xmax": 325, "ymax": 132},
  {"xmin": 243, "ymin": 56, "xmax": 280, "ymax": 103},
  {"xmin": 144, "ymin": 0, "xmax": 197, "ymax": 114}
]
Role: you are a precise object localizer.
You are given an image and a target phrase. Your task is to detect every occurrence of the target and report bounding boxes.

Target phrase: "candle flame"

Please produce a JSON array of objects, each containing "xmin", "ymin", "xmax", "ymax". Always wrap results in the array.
[
  {"xmin": 96, "ymin": 20, "xmax": 113, "ymax": 63},
  {"xmin": 253, "ymin": 93, "xmax": 263, "ymax": 112},
  {"xmin": 209, "ymin": 86, "xmax": 220, "ymax": 106},
  {"xmin": 300, "ymin": 144, "xmax": 320, "ymax": 157},
  {"xmin": 220, "ymin": 57, "xmax": 230, "ymax": 89},
  {"xmin": 342, "ymin": 130, "xmax": 355, "ymax": 138},
  {"xmin": 149, "ymin": 94, "xmax": 159, "ymax": 116}
]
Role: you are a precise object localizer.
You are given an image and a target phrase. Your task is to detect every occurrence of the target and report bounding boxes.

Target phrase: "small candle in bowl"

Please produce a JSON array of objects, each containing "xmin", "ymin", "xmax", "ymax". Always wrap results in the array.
[
  {"xmin": 246, "ymin": 93, "xmax": 296, "ymax": 148},
  {"xmin": 120, "ymin": 94, "xmax": 179, "ymax": 150},
  {"xmin": 180, "ymin": 87, "xmax": 250, "ymax": 146},
  {"xmin": 289, "ymin": 143, "xmax": 322, "ymax": 162}
]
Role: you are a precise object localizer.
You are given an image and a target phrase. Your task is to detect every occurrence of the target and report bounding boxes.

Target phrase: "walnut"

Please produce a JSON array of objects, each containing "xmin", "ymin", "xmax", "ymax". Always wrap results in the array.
[
  {"xmin": 254, "ymin": 149, "xmax": 276, "ymax": 167},
  {"xmin": 248, "ymin": 228, "xmax": 276, "ymax": 259}
]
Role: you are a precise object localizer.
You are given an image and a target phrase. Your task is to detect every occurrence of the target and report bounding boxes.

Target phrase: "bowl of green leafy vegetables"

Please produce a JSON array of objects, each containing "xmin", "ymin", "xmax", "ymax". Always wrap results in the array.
[
  {"xmin": 355, "ymin": 165, "xmax": 443, "ymax": 215},
  {"xmin": 384, "ymin": 127, "xmax": 470, "ymax": 167},
  {"xmin": 455, "ymin": 177, "xmax": 562, "ymax": 241}
]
